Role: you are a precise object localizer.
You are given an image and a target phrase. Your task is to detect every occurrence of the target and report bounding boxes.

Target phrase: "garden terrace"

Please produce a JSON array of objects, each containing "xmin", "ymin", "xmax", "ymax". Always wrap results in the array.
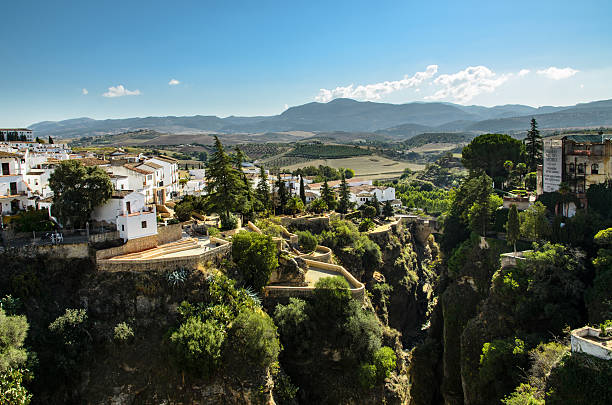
[{"xmin": 571, "ymin": 326, "xmax": 612, "ymax": 360}]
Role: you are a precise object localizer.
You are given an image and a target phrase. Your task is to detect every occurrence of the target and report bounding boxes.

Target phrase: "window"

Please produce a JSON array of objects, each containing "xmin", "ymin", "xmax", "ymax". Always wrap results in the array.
[
  {"xmin": 141, "ymin": 221, "xmax": 147, "ymax": 229},
  {"xmin": 577, "ymin": 163, "xmax": 585, "ymax": 174},
  {"xmin": 592, "ymin": 163, "xmax": 599, "ymax": 174},
  {"xmin": 568, "ymin": 163, "xmax": 575, "ymax": 173},
  {"xmin": 121, "ymin": 225, "xmax": 125, "ymax": 231}
]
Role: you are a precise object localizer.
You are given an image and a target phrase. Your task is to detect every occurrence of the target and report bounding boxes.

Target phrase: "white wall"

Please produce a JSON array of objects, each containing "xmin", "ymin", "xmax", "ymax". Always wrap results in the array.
[{"xmin": 117, "ymin": 210, "xmax": 157, "ymax": 240}]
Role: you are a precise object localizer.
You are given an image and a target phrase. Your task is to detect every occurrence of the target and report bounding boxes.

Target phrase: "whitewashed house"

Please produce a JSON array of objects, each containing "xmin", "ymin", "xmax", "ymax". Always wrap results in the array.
[
  {"xmin": 0, "ymin": 151, "xmax": 30, "ymax": 213},
  {"xmin": 91, "ymin": 190, "xmax": 157, "ymax": 241}
]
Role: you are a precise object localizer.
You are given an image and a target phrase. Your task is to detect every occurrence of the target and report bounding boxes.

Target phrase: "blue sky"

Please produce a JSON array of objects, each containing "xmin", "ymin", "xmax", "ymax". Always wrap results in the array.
[{"xmin": 1, "ymin": 0, "xmax": 611, "ymax": 127}]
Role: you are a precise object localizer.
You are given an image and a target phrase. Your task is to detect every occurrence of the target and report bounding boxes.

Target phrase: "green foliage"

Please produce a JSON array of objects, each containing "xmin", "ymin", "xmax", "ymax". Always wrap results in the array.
[
  {"xmin": 338, "ymin": 172, "xmax": 352, "ymax": 214},
  {"xmin": 174, "ymin": 201, "xmax": 194, "ymax": 222},
  {"xmin": 358, "ymin": 218, "xmax": 375, "ymax": 232},
  {"xmin": 358, "ymin": 363, "xmax": 377, "ymax": 389},
  {"xmin": 48, "ymin": 308, "xmax": 90, "ymax": 374},
  {"xmin": 520, "ymin": 202, "xmax": 550, "ymax": 241},
  {"xmin": 318, "ymin": 219, "xmax": 382, "ymax": 271},
  {"xmin": 169, "ymin": 317, "xmax": 225, "ymax": 378},
  {"xmin": 12, "ymin": 209, "xmax": 53, "ymax": 233},
  {"xmin": 273, "ymin": 372, "xmax": 299, "ymax": 404},
  {"xmin": 0, "ymin": 367, "xmax": 32, "ymax": 405},
  {"xmin": 220, "ymin": 212, "xmax": 239, "ymax": 230},
  {"xmin": 205, "ymin": 136, "xmax": 244, "ymax": 217},
  {"xmin": 461, "ymin": 134, "xmax": 524, "ymax": 186},
  {"xmin": 49, "ymin": 160, "xmax": 113, "ymax": 227},
  {"xmin": 382, "ymin": 200, "xmax": 394, "ymax": 218},
  {"xmin": 0, "ymin": 308, "xmax": 29, "ymax": 373},
  {"xmin": 525, "ymin": 172, "xmax": 537, "ymax": 191},
  {"xmin": 478, "ymin": 338, "xmax": 527, "ymax": 403},
  {"xmin": 362, "ymin": 205, "xmax": 377, "ymax": 219},
  {"xmin": 307, "ymin": 198, "xmax": 328, "ymax": 214},
  {"xmin": 320, "ymin": 179, "xmax": 337, "ymax": 211},
  {"xmin": 286, "ymin": 196, "xmax": 305, "ymax": 215},
  {"xmin": 502, "ymin": 384, "xmax": 544, "ymax": 405},
  {"xmin": 224, "ymin": 309, "xmax": 280, "ymax": 378},
  {"xmin": 296, "ymin": 230, "xmax": 317, "ymax": 253},
  {"xmin": 231, "ymin": 231, "xmax": 278, "ymax": 290},
  {"xmin": 525, "ymin": 118, "xmax": 542, "ymax": 172},
  {"xmin": 113, "ymin": 322, "xmax": 134, "ymax": 344},
  {"xmin": 373, "ymin": 346, "xmax": 397, "ymax": 380},
  {"xmin": 587, "ymin": 180, "xmax": 612, "ymax": 220},
  {"xmin": 546, "ymin": 353, "xmax": 612, "ymax": 404},
  {"xmin": 506, "ymin": 204, "xmax": 520, "ymax": 251},
  {"xmin": 256, "ymin": 166, "xmax": 271, "ymax": 212}
]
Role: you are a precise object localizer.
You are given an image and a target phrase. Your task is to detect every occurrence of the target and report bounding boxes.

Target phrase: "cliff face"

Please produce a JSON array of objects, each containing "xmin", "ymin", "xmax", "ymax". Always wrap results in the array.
[
  {"xmin": 367, "ymin": 223, "xmax": 441, "ymax": 346},
  {"xmin": 0, "ymin": 253, "xmax": 274, "ymax": 404}
]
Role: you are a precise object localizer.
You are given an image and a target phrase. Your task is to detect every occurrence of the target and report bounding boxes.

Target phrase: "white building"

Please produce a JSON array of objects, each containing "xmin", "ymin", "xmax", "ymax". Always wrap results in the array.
[
  {"xmin": 91, "ymin": 190, "xmax": 157, "ymax": 241},
  {"xmin": 108, "ymin": 164, "xmax": 155, "ymax": 204},
  {"xmin": 0, "ymin": 151, "xmax": 30, "ymax": 214},
  {"xmin": 350, "ymin": 185, "xmax": 396, "ymax": 207},
  {"xmin": 0, "ymin": 128, "xmax": 33, "ymax": 142},
  {"xmin": 146, "ymin": 156, "xmax": 179, "ymax": 201}
]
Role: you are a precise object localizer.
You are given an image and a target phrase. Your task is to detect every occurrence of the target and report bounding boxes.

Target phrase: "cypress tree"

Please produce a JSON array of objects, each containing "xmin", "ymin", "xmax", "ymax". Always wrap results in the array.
[
  {"xmin": 299, "ymin": 175, "xmax": 306, "ymax": 204},
  {"xmin": 276, "ymin": 173, "xmax": 288, "ymax": 214},
  {"xmin": 321, "ymin": 179, "xmax": 336, "ymax": 211},
  {"xmin": 525, "ymin": 118, "xmax": 542, "ymax": 172},
  {"xmin": 256, "ymin": 166, "xmax": 270, "ymax": 211},
  {"xmin": 338, "ymin": 172, "xmax": 352, "ymax": 214},
  {"xmin": 506, "ymin": 204, "xmax": 520, "ymax": 254}
]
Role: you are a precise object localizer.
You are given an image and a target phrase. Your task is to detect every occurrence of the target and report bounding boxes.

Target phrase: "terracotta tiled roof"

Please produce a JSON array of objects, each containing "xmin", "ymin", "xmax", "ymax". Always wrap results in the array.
[
  {"xmin": 68, "ymin": 158, "xmax": 110, "ymax": 167},
  {"xmin": 142, "ymin": 162, "xmax": 163, "ymax": 169},
  {"xmin": 151, "ymin": 155, "xmax": 178, "ymax": 163},
  {"xmin": 123, "ymin": 164, "xmax": 153, "ymax": 175}
]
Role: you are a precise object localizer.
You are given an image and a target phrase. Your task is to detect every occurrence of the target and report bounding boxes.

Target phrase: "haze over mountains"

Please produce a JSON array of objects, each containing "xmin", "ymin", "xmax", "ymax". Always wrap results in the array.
[{"xmin": 30, "ymin": 98, "xmax": 612, "ymax": 139}]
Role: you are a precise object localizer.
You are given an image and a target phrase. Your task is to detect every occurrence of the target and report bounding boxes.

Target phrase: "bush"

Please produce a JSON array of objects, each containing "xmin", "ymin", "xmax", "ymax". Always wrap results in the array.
[
  {"xmin": 358, "ymin": 363, "xmax": 377, "ymax": 389},
  {"xmin": 232, "ymin": 231, "xmax": 278, "ymax": 290},
  {"xmin": 220, "ymin": 212, "xmax": 239, "ymax": 230},
  {"xmin": 359, "ymin": 218, "xmax": 375, "ymax": 232},
  {"xmin": 13, "ymin": 208, "xmax": 54, "ymax": 232},
  {"xmin": 113, "ymin": 322, "xmax": 134, "ymax": 344},
  {"xmin": 169, "ymin": 317, "xmax": 225, "ymax": 378},
  {"xmin": 297, "ymin": 230, "xmax": 317, "ymax": 253},
  {"xmin": 0, "ymin": 308, "xmax": 29, "ymax": 372},
  {"xmin": 174, "ymin": 202, "xmax": 193, "ymax": 222},
  {"xmin": 373, "ymin": 346, "xmax": 397, "ymax": 380},
  {"xmin": 224, "ymin": 309, "xmax": 280, "ymax": 378}
]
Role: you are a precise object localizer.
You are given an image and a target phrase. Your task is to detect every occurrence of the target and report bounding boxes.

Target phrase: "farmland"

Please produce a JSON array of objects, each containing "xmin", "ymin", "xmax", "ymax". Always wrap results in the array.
[
  {"xmin": 281, "ymin": 155, "xmax": 424, "ymax": 178},
  {"xmin": 285, "ymin": 143, "xmax": 372, "ymax": 158}
]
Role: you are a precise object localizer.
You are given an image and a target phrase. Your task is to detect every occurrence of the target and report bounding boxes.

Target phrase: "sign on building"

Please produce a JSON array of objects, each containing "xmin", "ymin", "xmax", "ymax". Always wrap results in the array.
[{"xmin": 543, "ymin": 140, "xmax": 563, "ymax": 192}]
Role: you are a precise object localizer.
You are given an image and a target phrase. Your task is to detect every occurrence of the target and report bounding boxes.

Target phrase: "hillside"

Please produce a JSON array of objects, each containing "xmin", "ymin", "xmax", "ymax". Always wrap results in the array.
[{"xmin": 30, "ymin": 98, "xmax": 612, "ymax": 139}]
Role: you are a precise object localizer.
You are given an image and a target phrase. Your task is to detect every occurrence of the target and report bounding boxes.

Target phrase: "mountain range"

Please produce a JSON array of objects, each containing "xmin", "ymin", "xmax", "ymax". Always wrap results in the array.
[{"xmin": 30, "ymin": 98, "xmax": 612, "ymax": 139}]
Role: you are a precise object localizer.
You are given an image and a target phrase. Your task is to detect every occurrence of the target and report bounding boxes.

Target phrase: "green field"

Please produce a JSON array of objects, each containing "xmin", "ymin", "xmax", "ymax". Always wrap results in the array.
[{"xmin": 285, "ymin": 144, "xmax": 372, "ymax": 159}]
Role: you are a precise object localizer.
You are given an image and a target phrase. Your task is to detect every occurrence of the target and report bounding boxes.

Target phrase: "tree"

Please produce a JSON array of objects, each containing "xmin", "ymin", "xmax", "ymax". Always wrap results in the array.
[
  {"xmin": 344, "ymin": 168, "xmax": 355, "ymax": 179},
  {"xmin": 231, "ymin": 231, "xmax": 278, "ymax": 290},
  {"xmin": 299, "ymin": 176, "xmax": 306, "ymax": 204},
  {"xmin": 286, "ymin": 196, "xmax": 304, "ymax": 215},
  {"xmin": 0, "ymin": 308, "xmax": 29, "ymax": 373},
  {"xmin": 506, "ymin": 204, "xmax": 520, "ymax": 254},
  {"xmin": 232, "ymin": 147, "xmax": 254, "ymax": 218},
  {"xmin": 462, "ymin": 134, "xmax": 524, "ymax": 188},
  {"xmin": 363, "ymin": 205, "xmax": 377, "ymax": 219},
  {"xmin": 276, "ymin": 174, "xmax": 288, "ymax": 214},
  {"xmin": 308, "ymin": 198, "xmax": 328, "ymax": 214},
  {"xmin": 338, "ymin": 172, "xmax": 352, "ymax": 214},
  {"xmin": 204, "ymin": 137, "xmax": 243, "ymax": 218},
  {"xmin": 466, "ymin": 173, "xmax": 496, "ymax": 235},
  {"xmin": 255, "ymin": 166, "xmax": 270, "ymax": 212},
  {"xmin": 525, "ymin": 118, "xmax": 542, "ymax": 172},
  {"xmin": 382, "ymin": 200, "xmax": 394, "ymax": 218},
  {"xmin": 519, "ymin": 202, "xmax": 550, "ymax": 241},
  {"xmin": 321, "ymin": 179, "xmax": 336, "ymax": 211},
  {"xmin": 515, "ymin": 163, "xmax": 528, "ymax": 187},
  {"xmin": 48, "ymin": 136, "xmax": 54, "ymax": 144},
  {"xmin": 372, "ymin": 194, "xmax": 381, "ymax": 216},
  {"xmin": 49, "ymin": 160, "xmax": 113, "ymax": 227}
]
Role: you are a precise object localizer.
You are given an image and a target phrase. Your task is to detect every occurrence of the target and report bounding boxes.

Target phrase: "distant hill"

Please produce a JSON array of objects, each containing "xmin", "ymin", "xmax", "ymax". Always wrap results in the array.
[
  {"xmin": 401, "ymin": 132, "xmax": 477, "ymax": 148},
  {"xmin": 29, "ymin": 98, "xmax": 612, "ymax": 139}
]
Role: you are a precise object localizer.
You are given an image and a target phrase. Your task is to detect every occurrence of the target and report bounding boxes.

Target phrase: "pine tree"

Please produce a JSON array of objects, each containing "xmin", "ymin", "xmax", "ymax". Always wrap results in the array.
[
  {"xmin": 299, "ymin": 176, "xmax": 306, "ymax": 204},
  {"xmin": 256, "ymin": 166, "xmax": 270, "ymax": 212},
  {"xmin": 48, "ymin": 136, "xmax": 54, "ymax": 144},
  {"xmin": 232, "ymin": 147, "xmax": 253, "ymax": 216},
  {"xmin": 506, "ymin": 204, "xmax": 520, "ymax": 254},
  {"xmin": 204, "ymin": 136, "xmax": 243, "ymax": 218},
  {"xmin": 338, "ymin": 172, "xmax": 352, "ymax": 214},
  {"xmin": 372, "ymin": 193, "xmax": 381, "ymax": 216},
  {"xmin": 321, "ymin": 179, "xmax": 336, "ymax": 211},
  {"xmin": 525, "ymin": 118, "xmax": 542, "ymax": 172}
]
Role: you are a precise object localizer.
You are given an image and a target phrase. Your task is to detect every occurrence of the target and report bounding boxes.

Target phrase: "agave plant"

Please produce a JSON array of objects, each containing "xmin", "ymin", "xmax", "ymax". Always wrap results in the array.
[
  {"xmin": 167, "ymin": 267, "xmax": 189, "ymax": 288},
  {"xmin": 243, "ymin": 286, "xmax": 262, "ymax": 307}
]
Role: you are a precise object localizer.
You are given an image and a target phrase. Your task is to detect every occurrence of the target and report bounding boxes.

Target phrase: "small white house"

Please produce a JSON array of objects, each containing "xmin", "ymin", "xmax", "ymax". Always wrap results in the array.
[{"xmin": 91, "ymin": 191, "xmax": 157, "ymax": 241}]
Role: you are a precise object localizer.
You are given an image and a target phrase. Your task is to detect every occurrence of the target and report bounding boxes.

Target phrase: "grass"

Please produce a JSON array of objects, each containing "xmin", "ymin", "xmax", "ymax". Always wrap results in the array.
[{"xmin": 281, "ymin": 155, "xmax": 424, "ymax": 178}]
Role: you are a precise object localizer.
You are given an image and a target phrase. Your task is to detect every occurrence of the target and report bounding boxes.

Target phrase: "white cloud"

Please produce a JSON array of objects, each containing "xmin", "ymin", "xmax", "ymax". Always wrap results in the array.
[
  {"xmin": 425, "ymin": 66, "xmax": 511, "ymax": 103},
  {"xmin": 168, "ymin": 78, "xmax": 180, "ymax": 86},
  {"xmin": 315, "ymin": 65, "xmax": 438, "ymax": 102},
  {"xmin": 81, "ymin": 88, "xmax": 88, "ymax": 95},
  {"xmin": 536, "ymin": 66, "xmax": 579, "ymax": 80},
  {"xmin": 102, "ymin": 85, "xmax": 141, "ymax": 98},
  {"xmin": 518, "ymin": 69, "xmax": 530, "ymax": 77}
]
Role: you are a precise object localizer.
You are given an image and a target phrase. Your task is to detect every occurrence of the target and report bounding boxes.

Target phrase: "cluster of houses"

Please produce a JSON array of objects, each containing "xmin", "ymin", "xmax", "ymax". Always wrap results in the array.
[{"xmin": 1, "ymin": 128, "xmax": 402, "ymax": 243}]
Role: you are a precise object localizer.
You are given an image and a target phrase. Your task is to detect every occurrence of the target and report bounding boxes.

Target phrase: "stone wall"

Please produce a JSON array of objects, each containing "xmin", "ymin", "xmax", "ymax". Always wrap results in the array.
[
  {"xmin": 97, "ymin": 243, "xmax": 232, "ymax": 272},
  {"xmin": 298, "ymin": 245, "xmax": 332, "ymax": 263},
  {"xmin": 157, "ymin": 223, "xmax": 182, "ymax": 245},
  {"xmin": 571, "ymin": 326, "xmax": 612, "ymax": 360},
  {"xmin": 280, "ymin": 215, "xmax": 330, "ymax": 233},
  {"xmin": 6, "ymin": 242, "xmax": 90, "ymax": 259},
  {"xmin": 95, "ymin": 234, "xmax": 158, "ymax": 261},
  {"xmin": 89, "ymin": 231, "xmax": 120, "ymax": 244}
]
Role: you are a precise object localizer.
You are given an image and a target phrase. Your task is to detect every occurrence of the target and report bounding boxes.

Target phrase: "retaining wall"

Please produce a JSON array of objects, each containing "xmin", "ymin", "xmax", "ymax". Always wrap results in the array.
[
  {"xmin": 571, "ymin": 326, "xmax": 612, "ymax": 360},
  {"xmin": 5, "ymin": 242, "xmax": 90, "ymax": 259},
  {"xmin": 297, "ymin": 245, "xmax": 332, "ymax": 263},
  {"xmin": 94, "ymin": 224, "xmax": 183, "ymax": 261},
  {"xmin": 157, "ymin": 223, "xmax": 182, "ymax": 245},
  {"xmin": 97, "ymin": 243, "xmax": 232, "ymax": 272},
  {"xmin": 88, "ymin": 231, "xmax": 120, "ymax": 244}
]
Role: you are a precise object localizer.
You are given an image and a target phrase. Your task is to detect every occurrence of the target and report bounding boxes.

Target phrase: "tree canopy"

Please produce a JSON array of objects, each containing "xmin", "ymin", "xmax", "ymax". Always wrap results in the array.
[
  {"xmin": 462, "ymin": 134, "xmax": 524, "ymax": 187},
  {"xmin": 231, "ymin": 231, "xmax": 278, "ymax": 290},
  {"xmin": 49, "ymin": 160, "xmax": 113, "ymax": 227}
]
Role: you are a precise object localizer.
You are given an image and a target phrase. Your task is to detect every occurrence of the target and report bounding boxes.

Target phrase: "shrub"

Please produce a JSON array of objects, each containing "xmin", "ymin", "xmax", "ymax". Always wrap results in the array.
[
  {"xmin": 0, "ymin": 367, "xmax": 32, "ymax": 405},
  {"xmin": 359, "ymin": 218, "xmax": 375, "ymax": 232},
  {"xmin": 174, "ymin": 202, "xmax": 194, "ymax": 222},
  {"xmin": 224, "ymin": 309, "xmax": 280, "ymax": 378},
  {"xmin": 358, "ymin": 363, "xmax": 377, "ymax": 389},
  {"xmin": 169, "ymin": 317, "xmax": 225, "ymax": 378},
  {"xmin": 48, "ymin": 308, "xmax": 89, "ymax": 351},
  {"xmin": 232, "ymin": 231, "xmax": 278, "ymax": 290},
  {"xmin": 502, "ymin": 384, "xmax": 544, "ymax": 405},
  {"xmin": 0, "ymin": 308, "xmax": 29, "ymax": 372},
  {"xmin": 113, "ymin": 322, "xmax": 134, "ymax": 344},
  {"xmin": 362, "ymin": 205, "xmax": 377, "ymax": 219},
  {"xmin": 220, "ymin": 212, "xmax": 239, "ymax": 230},
  {"xmin": 373, "ymin": 346, "xmax": 397, "ymax": 380},
  {"xmin": 274, "ymin": 372, "xmax": 299, "ymax": 404},
  {"xmin": 297, "ymin": 230, "xmax": 317, "ymax": 253}
]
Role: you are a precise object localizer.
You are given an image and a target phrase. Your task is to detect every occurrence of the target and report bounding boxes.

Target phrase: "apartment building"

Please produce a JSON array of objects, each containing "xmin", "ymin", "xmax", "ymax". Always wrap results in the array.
[{"xmin": 0, "ymin": 128, "xmax": 33, "ymax": 141}]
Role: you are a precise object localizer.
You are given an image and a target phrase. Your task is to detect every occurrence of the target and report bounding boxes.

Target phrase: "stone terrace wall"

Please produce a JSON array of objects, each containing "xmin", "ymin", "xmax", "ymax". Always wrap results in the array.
[
  {"xmin": 89, "ymin": 231, "xmax": 120, "ymax": 244},
  {"xmin": 157, "ymin": 224, "xmax": 182, "ymax": 245},
  {"xmin": 97, "ymin": 243, "xmax": 231, "ymax": 272},
  {"xmin": 95, "ymin": 235, "xmax": 158, "ymax": 261},
  {"xmin": 280, "ymin": 215, "xmax": 330, "ymax": 234},
  {"xmin": 4, "ymin": 242, "xmax": 90, "ymax": 259}
]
